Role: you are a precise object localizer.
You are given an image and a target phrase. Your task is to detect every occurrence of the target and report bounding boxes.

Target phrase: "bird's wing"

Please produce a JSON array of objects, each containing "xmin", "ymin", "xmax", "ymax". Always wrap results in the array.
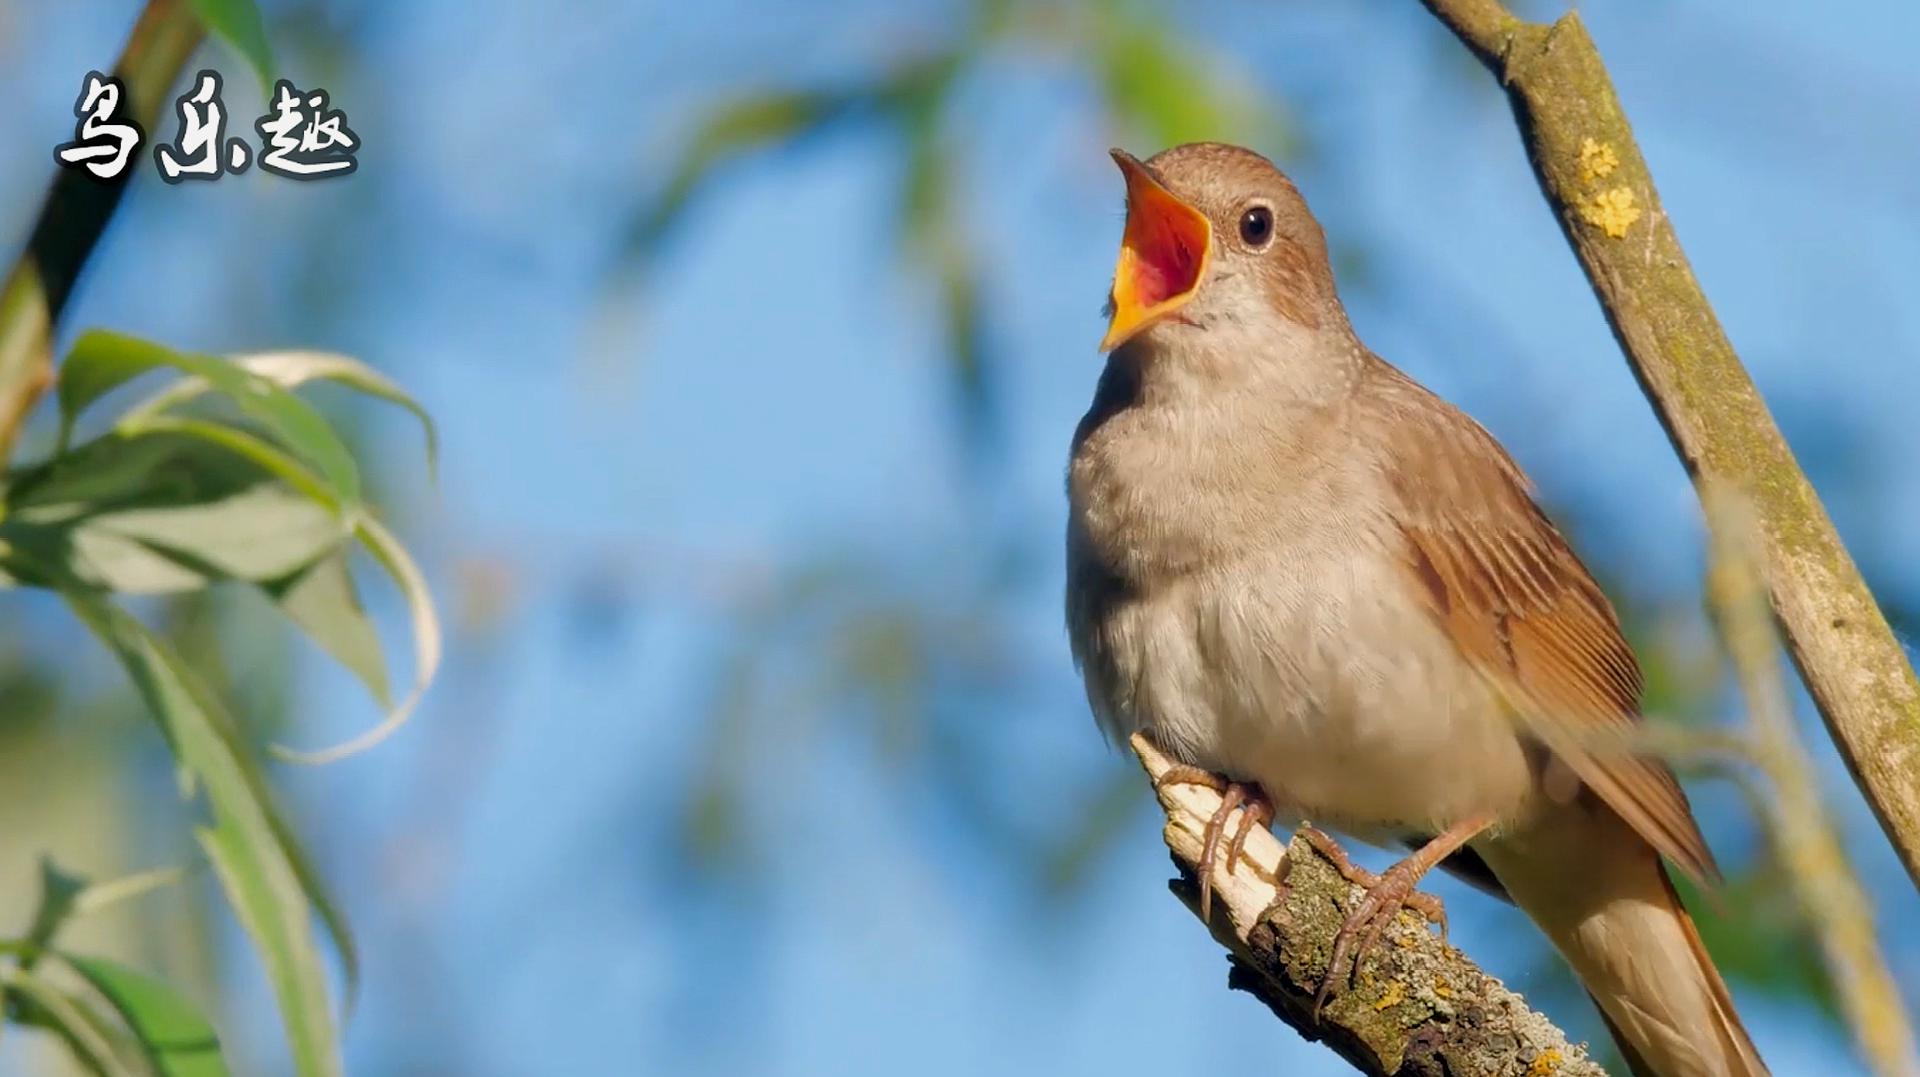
[{"xmin": 1375, "ymin": 368, "xmax": 1717, "ymax": 882}]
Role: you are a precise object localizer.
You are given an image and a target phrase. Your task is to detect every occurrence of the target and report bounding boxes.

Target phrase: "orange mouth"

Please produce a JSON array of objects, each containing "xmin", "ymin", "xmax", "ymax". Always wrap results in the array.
[{"xmin": 1100, "ymin": 149, "xmax": 1212, "ymax": 352}]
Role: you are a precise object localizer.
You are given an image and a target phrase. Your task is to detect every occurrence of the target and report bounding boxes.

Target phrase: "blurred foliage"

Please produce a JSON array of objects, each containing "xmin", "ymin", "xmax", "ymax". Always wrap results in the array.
[
  {"xmin": 664, "ymin": 549, "xmax": 1138, "ymax": 907},
  {"xmin": 628, "ymin": 0, "xmax": 1281, "ymax": 458},
  {"xmin": 184, "ymin": 0, "xmax": 273, "ymax": 95}
]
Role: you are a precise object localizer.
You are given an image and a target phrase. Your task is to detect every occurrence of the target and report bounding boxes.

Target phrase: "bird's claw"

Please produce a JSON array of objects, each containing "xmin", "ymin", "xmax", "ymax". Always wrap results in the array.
[
  {"xmin": 1152, "ymin": 764, "xmax": 1274, "ymax": 923},
  {"xmin": 1298, "ymin": 827, "xmax": 1446, "ymax": 1019}
]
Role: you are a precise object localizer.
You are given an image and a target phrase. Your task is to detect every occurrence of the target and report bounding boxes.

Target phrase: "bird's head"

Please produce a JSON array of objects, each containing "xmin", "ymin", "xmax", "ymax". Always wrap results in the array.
[{"xmin": 1100, "ymin": 143, "xmax": 1340, "ymax": 354}]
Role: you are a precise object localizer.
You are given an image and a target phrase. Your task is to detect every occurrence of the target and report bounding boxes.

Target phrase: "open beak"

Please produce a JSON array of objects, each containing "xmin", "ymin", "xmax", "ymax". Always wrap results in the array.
[{"xmin": 1100, "ymin": 149, "xmax": 1213, "ymax": 352}]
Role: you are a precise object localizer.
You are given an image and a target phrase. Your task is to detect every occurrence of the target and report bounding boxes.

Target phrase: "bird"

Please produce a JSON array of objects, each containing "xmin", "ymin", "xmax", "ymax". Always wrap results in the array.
[{"xmin": 1066, "ymin": 142, "xmax": 1766, "ymax": 1077}]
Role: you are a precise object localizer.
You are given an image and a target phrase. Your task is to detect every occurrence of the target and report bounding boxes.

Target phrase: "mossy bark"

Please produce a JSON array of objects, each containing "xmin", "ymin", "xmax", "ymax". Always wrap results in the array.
[{"xmin": 1419, "ymin": 0, "xmax": 1920, "ymax": 891}]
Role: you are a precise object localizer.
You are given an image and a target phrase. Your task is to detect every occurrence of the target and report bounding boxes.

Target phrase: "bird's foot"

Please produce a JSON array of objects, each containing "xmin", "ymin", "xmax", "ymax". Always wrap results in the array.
[
  {"xmin": 1152, "ymin": 764, "xmax": 1274, "ymax": 923},
  {"xmin": 1298, "ymin": 827, "xmax": 1446, "ymax": 1019}
]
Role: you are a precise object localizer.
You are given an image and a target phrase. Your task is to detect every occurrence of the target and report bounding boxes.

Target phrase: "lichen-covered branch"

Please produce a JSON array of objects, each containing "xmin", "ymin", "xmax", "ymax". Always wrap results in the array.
[
  {"xmin": 1416, "ymin": 0, "xmax": 1920, "ymax": 894},
  {"xmin": 1131, "ymin": 735, "xmax": 1605, "ymax": 1077}
]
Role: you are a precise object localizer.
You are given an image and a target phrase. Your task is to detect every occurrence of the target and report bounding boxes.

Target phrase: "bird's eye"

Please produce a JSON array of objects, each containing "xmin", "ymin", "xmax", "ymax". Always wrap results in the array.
[{"xmin": 1238, "ymin": 205, "xmax": 1274, "ymax": 248}]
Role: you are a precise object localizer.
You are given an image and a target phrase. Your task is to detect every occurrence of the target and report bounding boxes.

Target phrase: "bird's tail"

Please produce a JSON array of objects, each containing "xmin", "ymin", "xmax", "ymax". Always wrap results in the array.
[{"xmin": 1485, "ymin": 803, "xmax": 1768, "ymax": 1077}]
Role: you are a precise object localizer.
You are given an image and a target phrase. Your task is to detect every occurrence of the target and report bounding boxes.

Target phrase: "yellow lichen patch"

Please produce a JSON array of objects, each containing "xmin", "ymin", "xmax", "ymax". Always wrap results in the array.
[
  {"xmin": 1431, "ymin": 980, "xmax": 1453, "ymax": 999},
  {"xmin": 1374, "ymin": 981, "xmax": 1406, "ymax": 1011},
  {"xmin": 1581, "ymin": 186, "xmax": 1641, "ymax": 238},
  {"xmin": 1527, "ymin": 1048, "xmax": 1564, "ymax": 1076},
  {"xmin": 1579, "ymin": 137, "xmax": 1618, "ymax": 183}
]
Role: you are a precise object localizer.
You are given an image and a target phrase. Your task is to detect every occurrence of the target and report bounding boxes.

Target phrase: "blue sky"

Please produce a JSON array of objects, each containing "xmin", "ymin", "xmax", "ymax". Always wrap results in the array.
[{"xmin": 1, "ymin": 0, "xmax": 1917, "ymax": 1073}]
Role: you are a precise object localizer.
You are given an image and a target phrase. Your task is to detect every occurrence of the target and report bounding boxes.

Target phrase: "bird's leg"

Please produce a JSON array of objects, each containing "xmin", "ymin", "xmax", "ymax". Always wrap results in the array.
[
  {"xmin": 1303, "ymin": 813, "xmax": 1495, "ymax": 1018},
  {"xmin": 1151, "ymin": 764, "xmax": 1275, "ymax": 923}
]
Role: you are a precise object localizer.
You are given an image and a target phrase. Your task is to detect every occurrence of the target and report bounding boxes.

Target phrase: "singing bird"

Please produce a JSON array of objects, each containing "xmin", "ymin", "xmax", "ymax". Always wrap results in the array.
[{"xmin": 1067, "ymin": 143, "xmax": 1766, "ymax": 1077}]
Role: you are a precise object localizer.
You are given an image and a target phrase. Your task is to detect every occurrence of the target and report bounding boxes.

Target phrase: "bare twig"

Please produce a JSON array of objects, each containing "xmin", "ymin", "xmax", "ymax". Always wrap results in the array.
[
  {"xmin": 1131, "ymin": 734, "xmax": 1606, "ymax": 1077},
  {"xmin": 0, "ymin": 0, "xmax": 203, "ymax": 459},
  {"xmin": 1705, "ymin": 492, "xmax": 1920, "ymax": 1077},
  {"xmin": 1417, "ymin": 0, "xmax": 1920, "ymax": 892}
]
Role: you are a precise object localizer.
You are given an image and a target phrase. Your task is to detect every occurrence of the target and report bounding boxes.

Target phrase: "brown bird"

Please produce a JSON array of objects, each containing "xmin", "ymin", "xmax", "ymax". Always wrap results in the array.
[{"xmin": 1067, "ymin": 142, "xmax": 1766, "ymax": 1077}]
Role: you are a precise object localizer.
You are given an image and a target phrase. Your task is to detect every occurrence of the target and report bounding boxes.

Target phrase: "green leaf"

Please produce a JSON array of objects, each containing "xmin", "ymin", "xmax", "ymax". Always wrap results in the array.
[
  {"xmin": 2, "ymin": 429, "xmax": 346, "ymax": 593},
  {"xmin": 124, "ymin": 350, "xmax": 437, "ymax": 480},
  {"xmin": 83, "ymin": 484, "xmax": 341, "ymax": 588},
  {"xmin": 0, "ymin": 864, "xmax": 201, "ymax": 1072},
  {"xmin": 1092, "ymin": 0, "xmax": 1274, "ymax": 150},
  {"xmin": 71, "ymin": 866, "xmax": 191, "ymax": 919},
  {"xmin": 10, "ymin": 426, "xmax": 267, "ymax": 515},
  {"xmin": 631, "ymin": 89, "xmax": 857, "ymax": 255},
  {"xmin": 16, "ymin": 414, "xmax": 439, "ymax": 773},
  {"xmin": 22, "ymin": 857, "xmax": 88, "ymax": 958},
  {"xmin": 185, "ymin": 0, "xmax": 274, "ymax": 95},
  {"xmin": 2, "ymin": 966, "xmax": 141, "ymax": 1077},
  {"xmin": 60, "ymin": 331, "xmax": 360, "ymax": 506},
  {"xmin": 266, "ymin": 552, "xmax": 391, "ymax": 709},
  {"xmin": 633, "ymin": 55, "xmax": 960, "ymax": 260},
  {"xmin": 196, "ymin": 827, "xmax": 337, "ymax": 1077},
  {"xmin": 897, "ymin": 112, "xmax": 952, "ymax": 255},
  {"xmin": 257, "ymin": 799, "xmax": 361, "ymax": 1017},
  {"xmin": 16, "ymin": 487, "xmax": 340, "ymax": 594},
  {"xmin": 61, "ymin": 954, "xmax": 229, "ymax": 1077},
  {"xmin": 55, "ymin": 587, "xmax": 345, "ymax": 1077},
  {"xmin": 272, "ymin": 514, "xmax": 438, "ymax": 765},
  {"xmin": 131, "ymin": 418, "xmax": 343, "ymax": 510}
]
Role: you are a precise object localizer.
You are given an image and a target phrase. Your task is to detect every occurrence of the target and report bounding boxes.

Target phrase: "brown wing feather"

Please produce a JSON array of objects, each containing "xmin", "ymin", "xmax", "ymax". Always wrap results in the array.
[{"xmin": 1374, "ymin": 365, "xmax": 1718, "ymax": 883}]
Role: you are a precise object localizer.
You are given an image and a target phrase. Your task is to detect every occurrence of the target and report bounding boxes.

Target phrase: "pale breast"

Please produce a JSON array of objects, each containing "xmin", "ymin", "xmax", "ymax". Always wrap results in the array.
[
  {"xmin": 1075, "ymin": 538, "xmax": 1537, "ymax": 836},
  {"xmin": 1065, "ymin": 362, "xmax": 1538, "ymax": 837}
]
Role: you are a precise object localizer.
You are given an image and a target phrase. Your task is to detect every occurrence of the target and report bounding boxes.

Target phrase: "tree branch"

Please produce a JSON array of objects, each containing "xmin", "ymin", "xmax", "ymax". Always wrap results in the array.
[
  {"xmin": 1416, "ymin": 0, "xmax": 1920, "ymax": 893},
  {"xmin": 0, "ymin": 0, "xmax": 203, "ymax": 460},
  {"xmin": 1131, "ymin": 734, "xmax": 1606, "ymax": 1077}
]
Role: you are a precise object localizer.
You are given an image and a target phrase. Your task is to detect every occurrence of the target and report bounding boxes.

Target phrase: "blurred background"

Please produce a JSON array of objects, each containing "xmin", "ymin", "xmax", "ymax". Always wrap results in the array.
[{"xmin": 1, "ymin": 0, "xmax": 1917, "ymax": 1073}]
